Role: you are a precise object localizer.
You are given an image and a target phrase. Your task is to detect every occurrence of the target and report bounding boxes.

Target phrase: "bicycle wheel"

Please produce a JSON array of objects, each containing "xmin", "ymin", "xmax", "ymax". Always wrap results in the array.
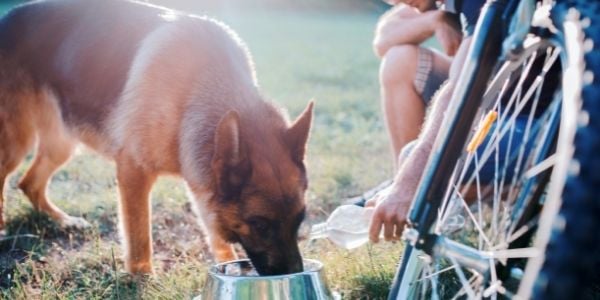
[
  {"xmin": 392, "ymin": 1, "xmax": 600, "ymax": 299},
  {"xmin": 520, "ymin": 1, "xmax": 600, "ymax": 299}
]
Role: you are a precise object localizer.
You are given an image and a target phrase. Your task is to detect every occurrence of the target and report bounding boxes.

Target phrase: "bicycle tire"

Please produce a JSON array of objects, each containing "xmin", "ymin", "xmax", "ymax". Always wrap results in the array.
[{"xmin": 523, "ymin": 1, "xmax": 600, "ymax": 299}]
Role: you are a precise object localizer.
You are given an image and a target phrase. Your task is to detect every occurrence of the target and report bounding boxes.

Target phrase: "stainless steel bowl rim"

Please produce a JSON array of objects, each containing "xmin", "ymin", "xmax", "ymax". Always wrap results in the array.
[{"xmin": 208, "ymin": 258, "xmax": 324, "ymax": 280}]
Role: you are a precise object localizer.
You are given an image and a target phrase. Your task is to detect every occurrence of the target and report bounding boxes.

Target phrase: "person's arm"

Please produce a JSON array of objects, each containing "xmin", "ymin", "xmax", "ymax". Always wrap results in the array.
[
  {"xmin": 374, "ymin": 8, "xmax": 462, "ymax": 58},
  {"xmin": 379, "ymin": 3, "xmax": 420, "ymax": 22},
  {"xmin": 373, "ymin": 8, "xmax": 443, "ymax": 58},
  {"xmin": 369, "ymin": 37, "xmax": 473, "ymax": 242},
  {"xmin": 434, "ymin": 12, "xmax": 463, "ymax": 56}
]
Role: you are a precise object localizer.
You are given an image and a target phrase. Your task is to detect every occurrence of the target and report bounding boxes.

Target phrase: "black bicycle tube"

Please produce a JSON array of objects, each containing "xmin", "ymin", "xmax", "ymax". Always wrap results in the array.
[
  {"xmin": 387, "ymin": 245, "xmax": 414, "ymax": 300},
  {"xmin": 407, "ymin": 0, "xmax": 511, "ymax": 244}
]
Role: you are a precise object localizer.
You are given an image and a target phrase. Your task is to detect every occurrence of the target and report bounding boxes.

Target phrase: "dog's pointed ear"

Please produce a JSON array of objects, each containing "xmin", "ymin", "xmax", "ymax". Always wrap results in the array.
[
  {"xmin": 212, "ymin": 110, "xmax": 251, "ymax": 199},
  {"xmin": 213, "ymin": 110, "xmax": 244, "ymax": 165},
  {"xmin": 286, "ymin": 101, "xmax": 314, "ymax": 163}
]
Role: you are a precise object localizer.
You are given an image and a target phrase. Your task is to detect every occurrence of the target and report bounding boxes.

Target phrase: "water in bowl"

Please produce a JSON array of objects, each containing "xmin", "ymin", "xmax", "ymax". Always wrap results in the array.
[{"xmin": 216, "ymin": 259, "xmax": 322, "ymax": 277}]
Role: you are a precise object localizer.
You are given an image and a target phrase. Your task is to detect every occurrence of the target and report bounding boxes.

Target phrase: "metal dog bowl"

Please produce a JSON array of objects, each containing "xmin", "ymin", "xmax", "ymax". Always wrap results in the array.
[{"xmin": 198, "ymin": 259, "xmax": 337, "ymax": 300}]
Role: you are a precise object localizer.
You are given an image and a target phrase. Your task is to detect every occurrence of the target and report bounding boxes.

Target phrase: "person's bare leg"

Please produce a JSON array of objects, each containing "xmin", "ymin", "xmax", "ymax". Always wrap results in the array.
[
  {"xmin": 380, "ymin": 45, "xmax": 450, "ymax": 170},
  {"xmin": 380, "ymin": 45, "xmax": 425, "ymax": 170}
]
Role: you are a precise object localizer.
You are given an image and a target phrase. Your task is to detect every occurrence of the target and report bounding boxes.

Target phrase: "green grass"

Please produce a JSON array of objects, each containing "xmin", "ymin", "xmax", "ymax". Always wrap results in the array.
[{"xmin": 0, "ymin": 5, "xmax": 402, "ymax": 300}]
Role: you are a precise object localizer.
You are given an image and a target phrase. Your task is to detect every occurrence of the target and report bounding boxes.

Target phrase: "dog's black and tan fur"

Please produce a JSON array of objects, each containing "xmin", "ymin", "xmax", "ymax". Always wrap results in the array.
[{"xmin": 0, "ymin": 0, "xmax": 312, "ymax": 275}]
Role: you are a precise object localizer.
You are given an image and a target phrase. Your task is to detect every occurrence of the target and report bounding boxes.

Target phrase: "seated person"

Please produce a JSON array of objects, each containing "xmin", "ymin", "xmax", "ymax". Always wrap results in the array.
[
  {"xmin": 349, "ymin": 0, "xmax": 461, "ymax": 206},
  {"xmin": 367, "ymin": 0, "xmax": 487, "ymax": 242},
  {"xmin": 373, "ymin": 2, "xmax": 458, "ymax": 170}
]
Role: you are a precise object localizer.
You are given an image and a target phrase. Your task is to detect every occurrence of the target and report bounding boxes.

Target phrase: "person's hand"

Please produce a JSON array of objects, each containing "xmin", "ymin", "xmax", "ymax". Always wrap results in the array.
[
  {"xmin": 364, "ymin": 184, "xmax": 392, "ymax": 208},
  {"xmin": 368, "ymin": 184, "xmax": 413, "ymax": 242},
  {"xmin": 434, "ymin": 12, "xmax": 463, "ymax": 56}
]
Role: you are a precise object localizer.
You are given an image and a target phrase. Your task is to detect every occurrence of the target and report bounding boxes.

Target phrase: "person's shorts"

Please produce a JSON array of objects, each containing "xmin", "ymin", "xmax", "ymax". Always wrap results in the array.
[{"xmin": 414, "ymin": 47, "xmax": 449, "ymax": 105}]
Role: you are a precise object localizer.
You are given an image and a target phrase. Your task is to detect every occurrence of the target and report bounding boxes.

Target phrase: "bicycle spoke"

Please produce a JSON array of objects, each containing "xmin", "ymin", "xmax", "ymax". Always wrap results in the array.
[
  {"xmin": 453, "ymin": 183, "xmax": 493, "ymax": 247},
  {"xmin": 505, "ymin": 49, "xmax": 561, "ymax": 207},
  {"xmin": 483, "ymin": 247, "xmax": 540, "ymax": 259},
  {"xmin": 437, "ymin": 159, "xmax": 464, "ymax": 232},
  {"xmin": 420, "ymin": 267, "xmax": 429, "ymax": 300},
  {"xmin": 475, "ymin": 152, "xmax": 484, "ymax": 251},
  {"xmin": 497, "ymin": 67, "xmax": 558, "ymax": 251},
  {"xmin": 493, "ymin": 52, "xmax": 537, "ymax": 129},
  {"xmin": 487, "ymin": 258, "xmax": 500, "ymax": 300},
  {"xmin": 460, "ymin": 49, "xmax": 560, "ymax": 246},
  {"xmin": 413, "ymin": 265, "xmax": 457, "ymax": 283},
  {"xmin": 472, "ymin": 58, "xmax": 548, "ymax": 177},
  {"xmin": 457, "ymin": 55, "xmax": 534, "ymax": 195},
  {"xmin": 494, "ymin": 116, "xmax": 514, "ymax": 240},
  {"xmin": 426, "ymin": 263, "xmax": 440, "ymax": 300},
  {"xmin": 524, "ymin": 153, "xmax": 557, "ymax": 179},
  {"xmin": 450, "ymin": 256, "xmax": 477, "ymax": 300},
  {"xmin": 507, "ymin": 97, "xmax": 561, "ymax": 238},
  {"xmin": 483, "ymin": 280, "xmax": 507, "ymax": 298},
  {"xmin": 508, "ymin": 222, "xmax": 537, "ymax": 244}
]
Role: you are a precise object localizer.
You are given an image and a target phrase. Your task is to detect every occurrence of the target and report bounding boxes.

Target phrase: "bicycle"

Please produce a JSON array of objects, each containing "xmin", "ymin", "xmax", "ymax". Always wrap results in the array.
[{"xmin": 387, "ymin": 0, "xmax": 600, "ymax": 299}]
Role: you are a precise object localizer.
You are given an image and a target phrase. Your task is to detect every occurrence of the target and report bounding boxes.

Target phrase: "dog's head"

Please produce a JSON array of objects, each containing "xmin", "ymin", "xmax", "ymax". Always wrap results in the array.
[{"xmin": 210, "ymin": 102, "xmax": 314, "ymax": 275}]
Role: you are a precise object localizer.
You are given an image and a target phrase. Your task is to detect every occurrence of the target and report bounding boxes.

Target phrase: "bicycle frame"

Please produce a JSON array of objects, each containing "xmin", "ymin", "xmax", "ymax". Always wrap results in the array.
[
  {"xmin": 408, "ymin": 0, "xmax": 517, "ymax": 249},
  {"xmin": 388, "ymin": 0, "xmax": 534, "ymax": 298}
]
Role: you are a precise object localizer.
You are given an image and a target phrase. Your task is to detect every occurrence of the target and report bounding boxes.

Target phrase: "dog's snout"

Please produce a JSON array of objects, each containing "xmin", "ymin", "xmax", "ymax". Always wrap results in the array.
[
  {"xmin": 263, "ymin": 259, "xmax": 303, "ymax": 276},
  {"xmin": 274, "ymin": 249, "xmax": 303, "ymax": 275},
  {"xmin": 290, "ymin": 259, "xmax": 304, "ymax": 273},
  {"xmin": 287, "ymin": 247, "xmax": 303, "ymax": 274},
  {"xmin": 246, "ymin": 246, "xmax": 304, "ymax": 276}
]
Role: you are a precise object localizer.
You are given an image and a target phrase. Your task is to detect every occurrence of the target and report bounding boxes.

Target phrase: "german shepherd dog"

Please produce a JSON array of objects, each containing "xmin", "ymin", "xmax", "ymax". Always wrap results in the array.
[{"xmin": 0, "ymin": 0, "xmax": 312, "ymax": 275}]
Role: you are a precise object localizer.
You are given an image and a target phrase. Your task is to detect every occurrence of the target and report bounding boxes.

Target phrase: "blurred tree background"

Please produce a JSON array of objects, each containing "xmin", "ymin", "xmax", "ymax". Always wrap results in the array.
[
  {"xmin": 149, "ymin": 0, "xmax": 389, "ymax": 13},
  {"xmin": 0, "ymin": 0, "xmax": 390, "ymax": 15}
]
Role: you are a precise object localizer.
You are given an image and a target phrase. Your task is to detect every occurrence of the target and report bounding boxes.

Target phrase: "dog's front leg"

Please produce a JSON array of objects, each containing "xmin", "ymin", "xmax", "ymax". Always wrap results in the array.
[
  {"xmin": 187, "ymin": 186, "xmax": 238, "ymax": 262},
  {"xmin": 116, "ymin": 156, "xmax": 157, "ymax": 274}
]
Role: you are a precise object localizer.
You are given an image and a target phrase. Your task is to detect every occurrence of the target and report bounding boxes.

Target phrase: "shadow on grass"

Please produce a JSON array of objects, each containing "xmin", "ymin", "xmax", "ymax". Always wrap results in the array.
[
  {"xmin": 349, "ymin": 272, "xmax": 394, "ymax": 300},
  {"xmin": 0, "ymin": 208, "xmax": 193, "ymax": 299},
  {"xmin": 0, "ymin": 210, "xmax": 90, "ymax": 289}
]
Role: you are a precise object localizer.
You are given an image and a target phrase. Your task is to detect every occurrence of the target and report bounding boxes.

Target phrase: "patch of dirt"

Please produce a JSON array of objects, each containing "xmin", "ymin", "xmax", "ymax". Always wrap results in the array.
[{"xmin": 151, "ymin": 202, "xmax": 215, "ymax": 271}]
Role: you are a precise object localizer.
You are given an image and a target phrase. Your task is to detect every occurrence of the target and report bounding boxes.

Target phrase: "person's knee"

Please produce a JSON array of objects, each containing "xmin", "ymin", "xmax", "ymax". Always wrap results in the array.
[{"xmin": 380, "ymin": 45, "xmax": 419, "ymax": 88}]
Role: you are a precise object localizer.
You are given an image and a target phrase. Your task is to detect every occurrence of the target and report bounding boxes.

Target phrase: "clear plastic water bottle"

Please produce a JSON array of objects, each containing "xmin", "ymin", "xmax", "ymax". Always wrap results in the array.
[{"xmin": 309, "ymin": 205, "xmax": 374, "ymax": 249}]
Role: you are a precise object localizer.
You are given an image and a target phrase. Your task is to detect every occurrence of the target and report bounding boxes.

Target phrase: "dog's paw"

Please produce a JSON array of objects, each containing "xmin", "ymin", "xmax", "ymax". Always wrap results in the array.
[
  {"xmin": 126, "ymin": 261, "xmax": 154, "ymax": 275},
  {"xmin": 59, "ymin": 216, "xmax": 92, "ymax": 230}
]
